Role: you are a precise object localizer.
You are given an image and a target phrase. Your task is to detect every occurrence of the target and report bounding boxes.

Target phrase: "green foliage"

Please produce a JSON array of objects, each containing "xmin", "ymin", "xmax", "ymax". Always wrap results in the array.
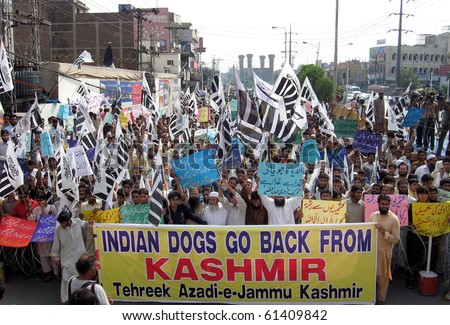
[
  {"xmin": 399, "ymin": 67, "xmax": 421, "ymax": 90},
  {"xmin": 298, "ymin": 64, "xmax": 333, "ymax": 101}
]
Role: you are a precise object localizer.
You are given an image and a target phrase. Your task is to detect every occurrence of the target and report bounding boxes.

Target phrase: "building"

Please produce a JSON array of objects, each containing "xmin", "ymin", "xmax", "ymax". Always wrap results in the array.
[
  {"xmin": 238, "ymin": 53, "xmax": 276, "ymax": 86},
  {"xmin": 6, "ymin": 0, "xmax": 202, "ymax": 110},
  {"xmin": 368, "ymin": 31, "xmax": 450, "ymax": 90}
]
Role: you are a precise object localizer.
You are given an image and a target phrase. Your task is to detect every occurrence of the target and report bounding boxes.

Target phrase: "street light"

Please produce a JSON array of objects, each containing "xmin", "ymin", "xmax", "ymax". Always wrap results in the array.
[
  {"xmin": 303, "ymin": 41, "xmax": 320, "ymax": 66},
  {"xmin": 272, "ymin": 26, "xmax": 287, "ymax": 63}
]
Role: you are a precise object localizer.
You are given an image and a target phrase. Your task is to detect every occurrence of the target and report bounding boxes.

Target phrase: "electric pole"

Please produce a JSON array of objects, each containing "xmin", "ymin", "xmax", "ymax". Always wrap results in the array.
[{"xmin": 389, "ymin": 0, "xmax": 414, "ymax": 89}]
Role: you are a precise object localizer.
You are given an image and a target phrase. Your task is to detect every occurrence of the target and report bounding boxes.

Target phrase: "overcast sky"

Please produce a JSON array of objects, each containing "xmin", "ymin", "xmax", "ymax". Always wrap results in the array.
[{"xmin": 83, "ymin": 0, "xmax": 450, "ymax": 72}]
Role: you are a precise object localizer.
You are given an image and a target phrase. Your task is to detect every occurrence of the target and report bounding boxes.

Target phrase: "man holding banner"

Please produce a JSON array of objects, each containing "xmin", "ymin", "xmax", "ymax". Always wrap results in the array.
[{"xmin": 370, "ymin": 194, "xmax": 400, "ymax": 304}]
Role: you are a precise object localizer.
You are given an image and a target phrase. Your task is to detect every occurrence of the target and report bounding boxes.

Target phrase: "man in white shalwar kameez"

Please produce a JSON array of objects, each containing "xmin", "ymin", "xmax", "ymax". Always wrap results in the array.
[
  {"xmin": 260, "ymin": 195, "xmax": 303, "ymax": 225},
  {"xmin": 51, "ymin": 210, "xmax": 93, "ymax": 303},
  {"xmin": 202, "ymin": 192, "xmax": 228, "ymax": 225},
  {"xmin": 218, "ymin": 178, "xmax": 247, "ymax": 225}
]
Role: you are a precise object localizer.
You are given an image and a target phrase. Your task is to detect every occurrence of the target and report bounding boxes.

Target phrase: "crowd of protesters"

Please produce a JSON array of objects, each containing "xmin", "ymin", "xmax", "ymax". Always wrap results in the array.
[{"xmin": 0, "ymin": 85, "xmax": 449, "ymax": 304}]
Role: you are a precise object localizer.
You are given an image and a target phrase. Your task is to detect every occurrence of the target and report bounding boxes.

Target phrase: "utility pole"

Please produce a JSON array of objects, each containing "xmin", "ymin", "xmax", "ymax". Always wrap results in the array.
[
  {"xmin": 212, "ymin": 56, "xmax": 223, "ymax": 72},
  {"xmin": 389, "ymin": 0, "xmax": 414, "ymax": 89},
  {"xmin": 332, "ymin": 0, "xmax": 339, "ymax": 104},
  {"xmin": 289, "ymin": 23, "xmax": 292, "ymax": 66}
]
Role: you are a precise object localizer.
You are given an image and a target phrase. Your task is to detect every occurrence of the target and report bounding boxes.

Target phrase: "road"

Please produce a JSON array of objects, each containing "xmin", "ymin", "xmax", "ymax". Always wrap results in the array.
[{"xmin": 0, "ymin": 270, "xmax": 449, "ymax": 305}]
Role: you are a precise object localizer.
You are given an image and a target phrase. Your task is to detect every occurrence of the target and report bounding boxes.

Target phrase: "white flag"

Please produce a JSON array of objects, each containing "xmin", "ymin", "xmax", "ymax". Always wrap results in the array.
[{"xmin": 0, "ymin": 41, "xmax": 14, "ymax": 94}]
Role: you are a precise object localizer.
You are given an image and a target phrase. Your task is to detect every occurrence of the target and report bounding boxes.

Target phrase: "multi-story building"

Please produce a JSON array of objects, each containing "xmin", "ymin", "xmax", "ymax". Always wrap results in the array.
[
  {"xmin": 9, "ymin": 0, "xmax": 201, "ymax": 106},
  {"xmin": 368, "ymin": 31, "xmax": 450, "ymax": 90}
]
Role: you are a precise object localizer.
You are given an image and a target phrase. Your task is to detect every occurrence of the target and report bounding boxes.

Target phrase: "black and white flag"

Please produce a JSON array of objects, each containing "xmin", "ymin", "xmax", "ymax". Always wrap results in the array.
[
  {"xmin": 142, "ymin": 74, "xmax": 157, "ymax": 120},
  {"xmin": 14, "ymin": 94, "xmax": 41, "ymax": 134},
  {"xmin": 0, "ymin": 41, "xmax": 14, "ymax": 94},
  {"xmin": 149, "ymin": 169, "xmax": 163, "ymax": 227},
  {"xmin": 364, "ymin": 91, "xmax": 375, "ymax": 128},
  {"xmin": 272, "ymin": 62, "xmax": 302, "ymax": 120},
  {"xmin": 0, "ymin": 141, "xmax": 24, "ymax": 198},
  {"xmin": 210, "ymin": 75, "xmax": 226, "ymax": 114},
  {"xmin": 73, "ymin": 50, "xmax": 94, "ymax": 69}
]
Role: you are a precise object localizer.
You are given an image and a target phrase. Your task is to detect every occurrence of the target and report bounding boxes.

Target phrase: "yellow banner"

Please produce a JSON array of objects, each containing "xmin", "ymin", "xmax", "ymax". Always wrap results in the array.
[
  {"xmin": 81, "ymin": 208, "xmax": 120, "ymax": 223},
  {"xmin": 94, "ymin": 224, "xmax": 377, "ymax": 304},
  {"xmin": 120, "ymin": 110, "xmax": 129, "ymax": 128},
  {"xmin": 199, "ymin": 107, "xmax": 209, "ymax": 122},
  {"xmin": 302, "ymin": 200, "xmax": 347, "ymax": 224},
  {"xmin": 412, "ymin": 202, "xmax": 450, "ymax": 237}
]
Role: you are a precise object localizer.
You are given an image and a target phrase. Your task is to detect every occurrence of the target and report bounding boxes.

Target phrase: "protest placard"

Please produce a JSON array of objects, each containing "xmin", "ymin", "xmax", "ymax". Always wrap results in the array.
[
  {"xmin": 171, "ymin": 148, "xmax": 220, "ymax": 188},
  {"xmin": 40, "ymin": 131, "xmax": 55, "ymax": 157},
  {"xmin": 321, "ymin": 147, "xmax": 348, "ymax": 168},
  {"xmin": 81, "ymin": 208, "xmax": 121, "ymax": 224},
  {"xmin": 198, "ymin": 107, "xmax": 209, "ymax": 122},
  {"xmin": 437, "ymin": 189, "xmax": 450, "ymax": 202},
  {"xmin": 402, "ymin": 108, "xmax": 425, "ymax": 127},
  {"xmin": 333, "ymin": 120, "xmax": 358, "ymax": 138},
  {"xmin": 258, "ymin": 162, "xmax": 304, "ymax": 197},
  {"xmin": 120, "ymin": 204, "xmax": 150, "ymax": 224},
  {"xmin": 412, "ymin": 202, "xmax": 450, "ymax": 237},
  {"xmin": 30, "ymin": 214, "xmax": 57, "ymax": 242},
  {"xmin": 57, "ymin": 104, "xmax": 70, "ymax": 121},
  {"xmin": 364, "ymin": 194, "xmax": 409, "ymax": 226},
  {"xmin": 353, "ymin": 130, "xmax": 382, "ymax": 154},
  {"xmin": 0, "ymin": 216, "xmax": 37, "ymax": 248},
  {"xmin": 300, "ymin": 139, "xmax": 321, "ymax": 163},
  {"xmin": 301, "ymin": 200, "xmax": 347, "ymax": 224}
]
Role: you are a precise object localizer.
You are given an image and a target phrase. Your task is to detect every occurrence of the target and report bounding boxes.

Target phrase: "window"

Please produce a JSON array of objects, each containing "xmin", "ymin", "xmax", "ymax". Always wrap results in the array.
[
  {"xmin": 430, "ymin": 54, "xmax": 434, "ymax": 62},
  {"xmin": 409, "ymin": 54, "xmax": 413, "ymax": 61},
  {"xmin": 420, "ymin": 54, "xmax": 424, "ymax": 61},
  {"xmin": 434, "ymin": 68, "xmax": 439, "ymax": 75},
  {"xmin": 435, "ymin": 55, "xmax": 440, "ymax": 62},
  {"xmin": 392, "ymin": 53, "xmax": 396, "ymax": 60},
  {"xmin": 424, "ymin": 54, "xmax": 429, "ymax": 62},
  {"xmin": 167, "ymin": 60, "xmax": 174, "ymax": 66},
  {"xmin": 413, "ymin": 67, "xmax": 418, "ymax": 74},
  {"xmin": 419, "ymin": 67, "xmax": 423, "ymax": 74},
  {"xmin": 403, "ymin": 54, "xmax": 408, "ymax": 60},
  {"xmin": 391, "ymin": 66, "xmax": 396, "ymax": 74},
  {"xmin": 424, "ymin": 68, "xmax": 428, "ymax": 75},
  {"xmin": 414, "ymin": 54, "xmax": 419, "ymax": 61}
]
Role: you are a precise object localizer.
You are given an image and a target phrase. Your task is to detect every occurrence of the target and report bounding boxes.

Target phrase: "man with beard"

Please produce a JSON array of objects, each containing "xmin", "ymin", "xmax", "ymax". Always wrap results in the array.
[
  {"xmin": 259, "ymin": 190, "xmax": 303, "ymax": 225},
  {"xmin": 345, "ymin": 185, "xmax": 364, "ymax": 223},
  {"xmin": 370, "ymin": 194, "xmax": 400, "ymax": 304},
  {"xmin": 415, "ymin": 154, "xmax": 437, "ymax": 183},
  {"xmin": 241, "ymin": 181, "xmax": 268, "ymax": 225},
  {"xmin": 395, "ymin": 162, "xmax": 409, "ymax": 184},
  {"xmin": 218, "ymin": 178, "xmax": 246, "ymax": 225},
  {"xmin": 202, "ymin": 191, "xmax": 228, "ymax": 225},
  {"xmin": 312, "ymin": 173, "xmax": 330, "ymax": 199}
]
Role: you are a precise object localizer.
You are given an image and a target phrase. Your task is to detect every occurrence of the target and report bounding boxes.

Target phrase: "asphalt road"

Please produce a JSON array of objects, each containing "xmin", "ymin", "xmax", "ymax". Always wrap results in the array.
[{"xmin": 0, "ymin": 270, "xmax": 449, "ymax": 305}]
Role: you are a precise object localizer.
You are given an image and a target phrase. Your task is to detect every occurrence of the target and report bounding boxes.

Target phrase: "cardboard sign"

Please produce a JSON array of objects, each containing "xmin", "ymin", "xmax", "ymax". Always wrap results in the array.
[
  {"xmin": 120, "ymin": 204, "xmax": 150, "ymax": 224},
  {"xmin": 302, "ymin": 200, "xmax": 347, "ymax": 224},
  {"xmin": 402, "ymin": 108, "xmax": 425, "ymax": 127},
  {"xmin": 364, "ymin": 194, "xmax": 409, "ymax": 226},
  {"xmin": 412, "ymin": 202, "xmax": 450, "ymax": 237},
  {"xmin": 353, "ymin": 130, "xmax": 382, "ymax": 154},
  {"xmin": 300, "ymin": 139, "xmax": 321, "ymax": 163},
  {"xmin": 258, "ymin": 162, "xmax": 304, "ymax": 197},
  {"xmin": 333, "ymin": 120, "xmax": 358, "ymax": 138}
]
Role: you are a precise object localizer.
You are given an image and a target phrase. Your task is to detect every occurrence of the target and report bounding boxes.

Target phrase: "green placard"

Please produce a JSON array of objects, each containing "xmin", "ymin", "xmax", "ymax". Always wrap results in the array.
[
  {"xmin": 120, "ymin": 204, "xmax": 151, "ymax": 224},
  {"xmin": 333, "ymin": 120, "xmax": 358, "ymax": 138}
]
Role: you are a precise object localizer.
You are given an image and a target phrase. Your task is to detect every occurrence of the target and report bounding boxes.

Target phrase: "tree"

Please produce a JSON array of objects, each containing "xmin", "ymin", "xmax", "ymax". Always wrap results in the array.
[
  {"xmin": 399, "ymin": 67, "xmax": 421, "ymax": 90},
  {"xmin": 297, "ymin": 64, "xmax": 333, "ymax": 101}
]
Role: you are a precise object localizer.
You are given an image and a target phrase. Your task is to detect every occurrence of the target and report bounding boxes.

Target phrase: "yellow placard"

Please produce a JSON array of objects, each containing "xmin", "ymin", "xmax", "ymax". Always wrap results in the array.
[
  {"xmin": 81, "ymin": 208, "xmax": 121, "ymax": 224},
  {"xmin": 302, "ymin": 200, "xmax": 347, "ymax": 224},
  {"xmin": 119, "ymin": 111, "xmax": 129, "ymax": 128},
  {"xmin": 199, "ymin": 107, "xmax": 209, "ymax": 122},
  {"xmin": 412, "ymin": 202, "xmax": 450, "ymax": 237},
  {"xmin": 94, "ymin": 224, "xmax": 377, "ymax": 304}
]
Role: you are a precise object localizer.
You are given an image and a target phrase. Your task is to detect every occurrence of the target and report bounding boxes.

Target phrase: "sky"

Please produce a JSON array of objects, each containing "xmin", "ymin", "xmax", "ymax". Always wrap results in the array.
[{"xmin": 83, "ymin": 0, "xmax": 450, "ymax": 72}]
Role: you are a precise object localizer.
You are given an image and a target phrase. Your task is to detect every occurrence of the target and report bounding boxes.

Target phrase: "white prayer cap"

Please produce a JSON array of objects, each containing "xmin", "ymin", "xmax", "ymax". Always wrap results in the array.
[{"xmin": 209, "ymin": 191, "xmax": 219, "ymax": 198}]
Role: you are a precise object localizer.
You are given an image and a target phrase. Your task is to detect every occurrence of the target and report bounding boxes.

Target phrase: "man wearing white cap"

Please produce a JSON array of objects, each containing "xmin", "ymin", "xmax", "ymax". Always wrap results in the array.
[
  {"xmin": 202, "ymin": 191, "xmax": 228, "ymax": 225},
  {"xmin": 415, "ymin": 154, "xmax": 438, "ymax": 183}
]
